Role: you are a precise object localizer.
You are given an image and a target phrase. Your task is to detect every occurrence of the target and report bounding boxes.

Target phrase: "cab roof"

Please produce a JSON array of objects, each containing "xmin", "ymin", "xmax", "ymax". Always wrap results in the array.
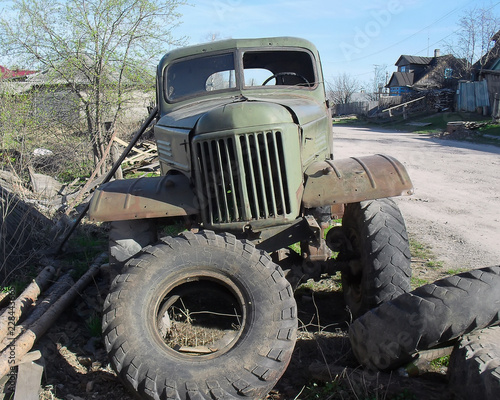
[{"xmin": 158, "ymin": 37, "xmax": 319, "ymax": 66}]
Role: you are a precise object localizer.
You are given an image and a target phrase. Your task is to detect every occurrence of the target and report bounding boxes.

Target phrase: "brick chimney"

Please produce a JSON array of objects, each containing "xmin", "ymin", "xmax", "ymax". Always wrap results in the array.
[{"xmin": 434, "ymin": 49, "xmax": 441, "ymax": 58}]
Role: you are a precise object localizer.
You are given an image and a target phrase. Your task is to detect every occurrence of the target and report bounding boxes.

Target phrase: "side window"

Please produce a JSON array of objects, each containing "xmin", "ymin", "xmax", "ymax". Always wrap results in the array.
[{"xmin": 166, "ymin": 53, "xmax": 236, "ymax": 101}]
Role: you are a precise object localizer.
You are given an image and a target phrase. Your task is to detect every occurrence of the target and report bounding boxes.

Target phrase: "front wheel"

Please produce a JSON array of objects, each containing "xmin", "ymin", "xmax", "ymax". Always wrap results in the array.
[
  {"xmin": 102, "ymin": 230, "xmax": 297, "ymax": 400},
  {"xmin": 340, "ymin": 198, "xmax": 411, "ymax": 318}
]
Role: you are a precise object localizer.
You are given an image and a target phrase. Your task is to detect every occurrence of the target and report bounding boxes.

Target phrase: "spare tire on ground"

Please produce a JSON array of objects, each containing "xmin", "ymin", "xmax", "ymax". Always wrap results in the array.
[
  {"xmin": 349, "ymin": 266, "xmax": 500, "ymax": 371},
  {"xmin": 448, "ymin": 325, "xmax": 500, "ymax": 400}
]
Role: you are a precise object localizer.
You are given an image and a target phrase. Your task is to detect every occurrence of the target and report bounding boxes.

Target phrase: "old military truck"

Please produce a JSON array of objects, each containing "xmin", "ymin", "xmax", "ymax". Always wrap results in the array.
[{"xmin": 89, "ymin": 37, "xmax": 413, "ymax": 400}]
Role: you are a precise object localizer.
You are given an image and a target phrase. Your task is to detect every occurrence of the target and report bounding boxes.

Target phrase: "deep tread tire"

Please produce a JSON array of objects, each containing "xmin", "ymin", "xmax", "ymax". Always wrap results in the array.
[
  {"xmin": 102, "ymin": 230, "xmax": 297, "ymax": 400},
  {"xmin": 341, "ymin": 198, "xmax": 411, "ymax": 318},
  {"xmin": 448, "ymin": 325, "xmax": 500, "ymax": 400},
  {"xmin": 349, "ymin": 266, "xmax": 500, "ymax": 371}
]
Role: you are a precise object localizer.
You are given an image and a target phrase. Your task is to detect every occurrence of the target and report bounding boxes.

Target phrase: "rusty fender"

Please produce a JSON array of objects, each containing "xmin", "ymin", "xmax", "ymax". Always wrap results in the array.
[
  {"xmin": 88, "ymin": 174, "xmax": 199, "ymax": 222},
  {"xmin": 302, "ymin": 154, "xmax": 413, "ymax": 208}
]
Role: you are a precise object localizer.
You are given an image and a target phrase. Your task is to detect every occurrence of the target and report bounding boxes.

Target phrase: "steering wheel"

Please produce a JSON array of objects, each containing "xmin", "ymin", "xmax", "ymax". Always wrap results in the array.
[{"xmin": 262, "ymin": 72, "xmax": 311, "ymax": 87}]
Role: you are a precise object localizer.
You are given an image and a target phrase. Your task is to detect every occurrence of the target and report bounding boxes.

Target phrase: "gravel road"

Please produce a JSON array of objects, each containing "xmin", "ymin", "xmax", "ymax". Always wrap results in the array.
[{"xmin": 332, "ymin": 125, "xmax": 500, "ymax": 270}]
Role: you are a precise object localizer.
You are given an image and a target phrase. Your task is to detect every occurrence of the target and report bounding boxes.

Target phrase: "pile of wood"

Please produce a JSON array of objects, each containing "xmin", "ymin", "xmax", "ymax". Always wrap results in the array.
[
  {"xmin": 441, "ymin": 121, "xmax": 488, "ymax": 139},
  {"xmin": 403, "ymin": 89, "xmax": 455, "ymax": 113},
  {"xmin": 117, "ymin": 138, "xmax": 159, "ymax": 174},
  {"xmin": 427, "ymin": 89, "xmax": 455, "ymax": 112},
  {"xmin": 0, "ymin": 253, "xmax": 107, "ymax": 398}
]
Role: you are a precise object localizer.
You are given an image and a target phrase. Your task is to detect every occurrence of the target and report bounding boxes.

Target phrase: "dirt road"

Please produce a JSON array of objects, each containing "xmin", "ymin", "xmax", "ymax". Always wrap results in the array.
[{"xmin": 333, "ymin": 125, "xmax": 500, "ymax": 270}]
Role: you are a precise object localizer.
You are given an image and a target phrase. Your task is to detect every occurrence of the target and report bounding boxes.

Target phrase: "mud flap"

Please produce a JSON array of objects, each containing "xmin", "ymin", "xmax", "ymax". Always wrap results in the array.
[
  {"xmin": 88, "ymin": 174, "xmax": 199, "ymax": 222},
  {"xmin": 302, "ymin": 154, "xmax": 413, "ymax": 208}
]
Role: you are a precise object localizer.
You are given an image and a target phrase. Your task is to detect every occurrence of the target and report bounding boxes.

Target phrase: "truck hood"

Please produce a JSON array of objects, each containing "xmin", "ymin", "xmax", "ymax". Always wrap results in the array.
[{"xmin": 157, "ymin": 95, "xmax": 327, "ymax": 131}]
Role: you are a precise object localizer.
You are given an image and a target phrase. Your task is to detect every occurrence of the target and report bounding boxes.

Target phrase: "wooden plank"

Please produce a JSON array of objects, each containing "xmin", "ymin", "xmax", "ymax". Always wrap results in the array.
[
  {"xmin": 125, "ymin": 148, "xmax": 157, "ymax": 163},
  {"xmin": 14, "ymin": 351, "xmax": 44, "ymax": 400},
  {"xmin": 382, "ymin": 96, "xmax": 425, "ymax": 112},
  {"xmin": 114, "ymin": 137, "xmax": 151, "ymax": 156}
]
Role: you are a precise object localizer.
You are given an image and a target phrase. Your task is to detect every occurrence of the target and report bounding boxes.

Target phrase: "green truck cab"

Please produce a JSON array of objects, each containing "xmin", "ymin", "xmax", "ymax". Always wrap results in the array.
[{"xmin": 90, "ymin": 37, "xmax": 413, "ymax": 400}]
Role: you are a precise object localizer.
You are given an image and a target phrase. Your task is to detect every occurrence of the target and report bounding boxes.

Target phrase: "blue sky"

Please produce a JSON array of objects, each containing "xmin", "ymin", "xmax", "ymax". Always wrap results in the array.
[{"xmin": 171, "ymin": 0, "xmax": 500, "ymax": 87}]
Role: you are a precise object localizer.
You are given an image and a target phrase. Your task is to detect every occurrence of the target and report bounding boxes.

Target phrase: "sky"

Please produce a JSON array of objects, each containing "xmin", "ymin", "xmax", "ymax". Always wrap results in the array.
[{"xmin": 170, "ymin": 0, "xmax": 500, "ymax": 88}]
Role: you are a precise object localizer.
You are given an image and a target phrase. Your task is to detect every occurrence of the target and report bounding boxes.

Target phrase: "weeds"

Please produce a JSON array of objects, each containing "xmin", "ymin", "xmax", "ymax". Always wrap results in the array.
[
  {"xmin": 409, "ymin": 238, "xmax": 443, "ymax": 269},
  {"xmin": 430, "ymin": 355, "xmax": 450, "ymax": 368},
  {"xmin": 445, "ymin": 268, "xmax": 468, "ymax": 275},
  {"xmin": 85, "ymin": 313, "xmax": 102, "ymax": 338},
  {"xmin": 410, "ymin": 276, "xmax": 429, "ymax": 288}
]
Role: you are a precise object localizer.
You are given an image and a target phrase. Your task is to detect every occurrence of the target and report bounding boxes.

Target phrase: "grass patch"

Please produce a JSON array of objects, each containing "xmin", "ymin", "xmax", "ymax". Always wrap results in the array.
[
  {"xmin": 445, "ymin": 268, "xmax": 468, "ymax": 275},
  {"xmin": 60, "ymin": 226, "xmax": 108, "ymax": 279},
  {"xmin": 411, "ymin": 276, "xmax": 429, "ymax": 288},
  {"xmin": 296, "ymin": 272, "xmax": 343, "ymax": 295},
  {"xmin": 479, "ymin": 123, "xmax": 500, "ymax": 137},
  {"xmin": 124, "ymin": 171, "xmax": 160, "ymax": 179},
  {"xmin": 377, "ymin": 112, "xmax": 491, "ymax": 134},
  {"xmin": 430, "ymin": 355, "xmax": 450, "ymax": 369},
  {"xmin": 2, "ymin": 266, "xmax": 39, "ymax": 296},
  {"xmin": 409, "ymin": 238, "xmax": 443, "ymax": 269},
  {"xmin": 334, "ymin": 111, "xmax": 500, "ymax": 139},
  {"xmin": 332, "ymin": 116, "xmax": 365, "ymax": 125}
]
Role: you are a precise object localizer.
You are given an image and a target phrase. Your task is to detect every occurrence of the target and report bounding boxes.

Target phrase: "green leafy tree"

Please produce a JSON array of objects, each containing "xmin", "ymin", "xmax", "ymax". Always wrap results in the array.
[{"xmin": 0, "ymin": 0, "xmax": 186, "ymax": 175}]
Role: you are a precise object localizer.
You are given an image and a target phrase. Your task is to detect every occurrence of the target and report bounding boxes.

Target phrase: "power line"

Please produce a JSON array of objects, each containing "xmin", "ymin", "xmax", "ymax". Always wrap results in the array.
[
  {"xmin": 413, "ymin": 1, "xmax": 500, "ymax": 56},
  {"xmin": 329, "ymin": 0, "xmax": 480, "ymax": 64}
]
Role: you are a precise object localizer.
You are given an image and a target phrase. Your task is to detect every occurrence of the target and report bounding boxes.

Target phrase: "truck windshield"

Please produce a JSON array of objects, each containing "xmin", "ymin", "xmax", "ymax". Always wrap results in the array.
[
  {"xmin": 242, "ymin": 50, "xmax": 316, "ymax": 88},
  {"xmin": 166, "ymin": 52, "xmax": 236, "ymax": 101},
  {"xmin": 165, "ymin": 48, "xmax": 316, "ymax": 102}
]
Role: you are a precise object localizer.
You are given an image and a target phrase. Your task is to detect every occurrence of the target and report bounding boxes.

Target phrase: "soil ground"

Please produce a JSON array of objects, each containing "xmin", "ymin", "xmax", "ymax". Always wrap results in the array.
[
  {"xmin": 4, "ymin": 126, "xmax": 499, "ymax": 399},
  {"xmin": 333, "ymin": 125, "xmax": 500, "ymax": 271}
]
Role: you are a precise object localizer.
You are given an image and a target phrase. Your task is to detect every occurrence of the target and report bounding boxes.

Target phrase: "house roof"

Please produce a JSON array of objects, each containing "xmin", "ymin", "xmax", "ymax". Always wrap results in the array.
[
  {"xmin": 396, "ymin": 55, "xmax": 433, "ymax": 67},
  {"xmin": 0, "ymin": 65, "xmax": 37, "ymax": 79},
  {"xmin": 387, "ymin": 72, "xmax": 415, "ymax": 88},
  {"xmin": 474, "ymin": 30, "xmax": 500, "ymax": 72}
]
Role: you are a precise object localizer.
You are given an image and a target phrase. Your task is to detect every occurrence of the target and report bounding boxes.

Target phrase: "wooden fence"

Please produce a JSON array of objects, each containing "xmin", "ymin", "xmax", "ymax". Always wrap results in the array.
[{"xmin": 457, "ymin": 80, "xmax": 490, "ymax": 113}]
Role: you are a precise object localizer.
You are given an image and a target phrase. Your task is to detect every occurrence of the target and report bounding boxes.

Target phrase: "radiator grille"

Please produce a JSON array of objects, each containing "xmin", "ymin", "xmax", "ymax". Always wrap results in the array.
[{"xmin": 194, "ymin": 130, "xmax": 291, "ymax": 225}]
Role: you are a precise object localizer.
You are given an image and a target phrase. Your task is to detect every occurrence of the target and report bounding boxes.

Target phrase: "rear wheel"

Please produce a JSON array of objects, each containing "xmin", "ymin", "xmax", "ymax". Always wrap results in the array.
[
  {"xmin": 102, "ymin": 230, "xmax": 297, "ymax": 400},
  {"xmin": 340, "ymin": 198, "xmax": 411, "ymax": 318}
]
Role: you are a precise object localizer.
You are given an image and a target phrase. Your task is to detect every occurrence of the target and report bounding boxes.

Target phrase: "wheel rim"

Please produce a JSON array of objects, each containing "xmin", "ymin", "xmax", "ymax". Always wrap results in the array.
[{"xmin": 152, "ymin": 270, "xmax": 247, "ymax": 360}]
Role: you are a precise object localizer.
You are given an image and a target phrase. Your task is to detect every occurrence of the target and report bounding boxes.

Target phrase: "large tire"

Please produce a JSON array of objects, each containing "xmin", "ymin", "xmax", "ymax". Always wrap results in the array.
[
  {"xmin": 102, "ymin": 230, "xmax": 297, "ymax": 400},
  {"xmin": 349, "ymin": 266, "xmax": 500, "ymax": 371},
  {"xmin": 448, "ymin": 325, "xmax": 500, "ymax": 400},
  {"xmin": 340, "ymin": 198, "xmax": 411, "ymax": 318}
]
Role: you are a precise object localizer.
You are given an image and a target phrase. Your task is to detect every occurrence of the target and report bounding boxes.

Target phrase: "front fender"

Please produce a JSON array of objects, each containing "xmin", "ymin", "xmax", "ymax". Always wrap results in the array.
[
  {"xmin": 88, "ymin": 174, "xmax": 199, "ymax": 222},
  {"xmin": 302, "ymin": 154, "xmax": 413, "ymax": 208}
]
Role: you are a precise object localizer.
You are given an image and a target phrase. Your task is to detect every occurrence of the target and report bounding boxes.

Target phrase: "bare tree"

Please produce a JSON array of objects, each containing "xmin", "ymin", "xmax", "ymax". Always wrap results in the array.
[
  {"xmin": 326, "ymin": 73, "xmax": 360, "ymax": 105},
  {"xmin": 448, "ymin": 5, "xmax": 500, "ymax": 79},
  {"xmin": 0, "ymin": 0, "xmax": 186, "ymax": 176}
]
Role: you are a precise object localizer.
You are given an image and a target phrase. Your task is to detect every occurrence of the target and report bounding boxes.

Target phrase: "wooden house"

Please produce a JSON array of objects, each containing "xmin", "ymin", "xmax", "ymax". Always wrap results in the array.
[{"xmin": 386, "ymin": 50, "xmax": 466, "ymax": 96}]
